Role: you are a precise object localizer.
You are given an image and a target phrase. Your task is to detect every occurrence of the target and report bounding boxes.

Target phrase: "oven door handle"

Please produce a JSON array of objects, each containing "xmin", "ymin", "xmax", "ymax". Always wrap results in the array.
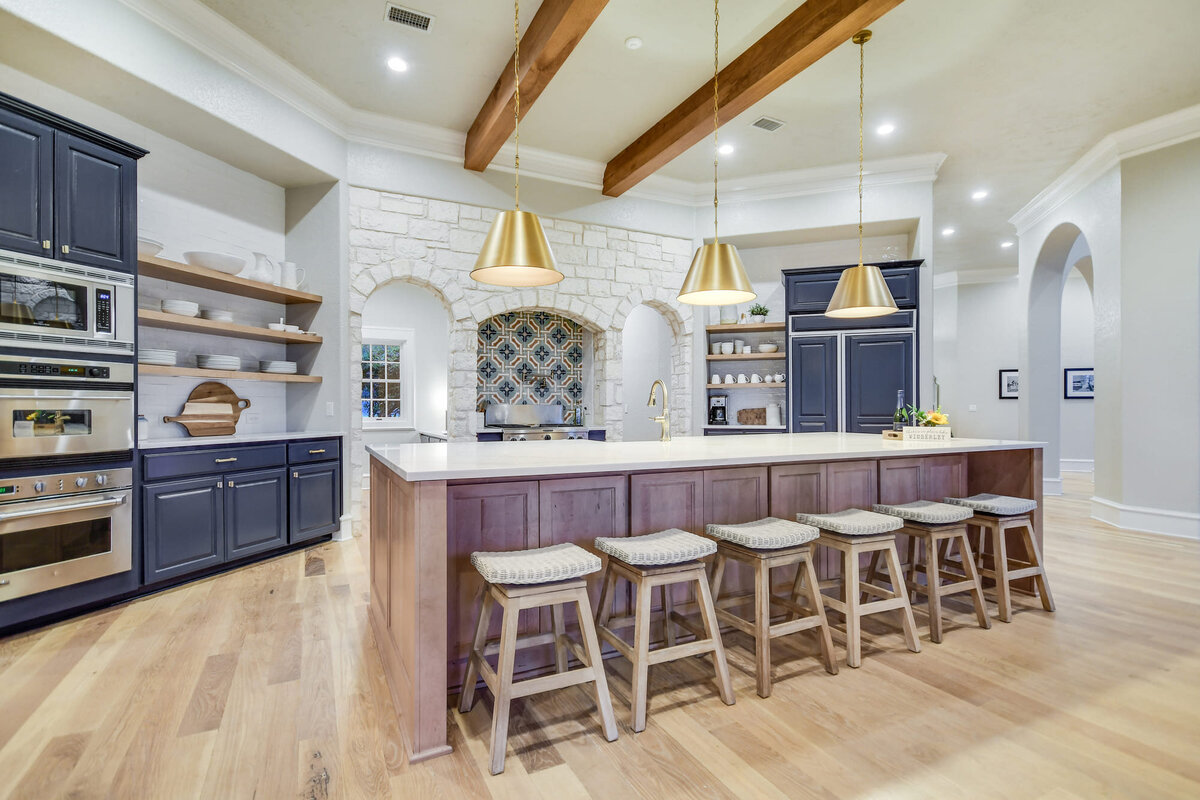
[
  {"xmin": 0, "ymin": 394, "xmax": 134, "ymax": 401},
  {"xmin": 0, "ymin": 494, "xmax": 127, "ymax": 522}
]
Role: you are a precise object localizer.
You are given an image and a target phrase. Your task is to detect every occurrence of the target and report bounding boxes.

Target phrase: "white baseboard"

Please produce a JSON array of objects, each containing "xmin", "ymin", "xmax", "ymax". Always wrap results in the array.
[
  {"xmin": 1091, "ymin": 496, "xmax": 1200, "ymax": 539},
  {"xmin": 1060, "ymin": 459, "xmax": 1094, "ymax": 472},
  {"xmin": 1042, "ymin": 477, "xmax": 1063, "ymax": 496},
  {"xmin": 335, "ymin": 513, "xmax": 353, "ymax": 541}
]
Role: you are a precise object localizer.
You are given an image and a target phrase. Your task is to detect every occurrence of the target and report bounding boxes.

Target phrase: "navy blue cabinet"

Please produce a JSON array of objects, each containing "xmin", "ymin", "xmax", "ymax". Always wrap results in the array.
[
  {"xmin": 226, "ymin": 467, "xmax": 287, "ymax": 558},
  {"xmin": 0, "ymin": 105, "xmax": 54, "ymax": 257},
  {"xmin": 290, "ymin": 461, "xmax": 341, "ymax": 544},
  {"xmin": 54, "ymin": 134, "xmax": 137, "ymax": 273},
  {"xmin": 789, "ymin": 336, "xmax": 839, "ymax": 432},
  {"xmin": 784, "ymin": 262, "xmax": 920, "ymax": 315},
  {"xmin": 144, "ymin": 476, "xmax": 224, "ymax": 582},
  {"xmin": 844, "ymin": 332, "xmax": 914, "ymax": 434}
]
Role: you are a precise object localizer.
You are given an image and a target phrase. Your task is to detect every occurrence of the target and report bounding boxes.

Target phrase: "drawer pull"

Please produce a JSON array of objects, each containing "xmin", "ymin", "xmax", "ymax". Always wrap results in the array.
[
  {"xmin": 61, "ymin": 245, "xmax": 70, "ymax": 254},
  {"xmin": 41, "ymin": 240, "xmax": 50, "ymax": 249},
  {"xmin": 293, "ymin": 472, "xmax": 299, "ymax": 478},
  {"xmin": 308, "ymin": 449, "xmax": 326, "ymax": 454},
  {"xmin": 214, "ymin": 457, "xmax": 238, "ymax": 463}
]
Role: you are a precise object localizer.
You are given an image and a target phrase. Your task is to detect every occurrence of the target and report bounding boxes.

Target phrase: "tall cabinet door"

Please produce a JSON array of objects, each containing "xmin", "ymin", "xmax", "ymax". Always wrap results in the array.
[
  {"xmin": 844, "ymin": 332, "xmax": 914, "ymax": 434},
  {"xmin": 54, "ymin": 133, "xmax": 137, "ymax": 272},
  {"xmin": 788, "ymin": 335, "xmax": 838, "ymax": 432},
  {"xmin": 0, "ymin": 107, "xmax": 54, "ymax": 258}
]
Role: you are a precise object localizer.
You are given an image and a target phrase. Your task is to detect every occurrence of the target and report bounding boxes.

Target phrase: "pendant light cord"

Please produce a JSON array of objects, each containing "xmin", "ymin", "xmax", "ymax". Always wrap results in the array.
[
  {"xmin": 514, "ymin": 0, "xmax": 521, "ymax": 210},
  {"xmin": 713, "ymin": 0, "xmax": 720, "ymax": 244},
  {"xmin": 857, "ymin": 33, "xmax": 865, "ymax": 267}
]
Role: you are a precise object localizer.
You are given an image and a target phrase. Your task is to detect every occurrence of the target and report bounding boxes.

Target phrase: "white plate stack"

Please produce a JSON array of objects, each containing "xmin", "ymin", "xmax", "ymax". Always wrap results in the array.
[
  {"xmin": 138, "ymin": 348, "xmax": 176, "ymax": 366},
  {"xmin": 161, "ymin": 299, "xmax": 199, "ymax": 317},
  {"xmin": 197, "ymin": 354, "xmax": 241, "ymax": 371},
  {"xmin": 259, "ymin": 360, "xmax": 297, "ymax": 375},
  {"xmin": 200, "ymin": 309, "xmax": 234, "ymax": 323}
]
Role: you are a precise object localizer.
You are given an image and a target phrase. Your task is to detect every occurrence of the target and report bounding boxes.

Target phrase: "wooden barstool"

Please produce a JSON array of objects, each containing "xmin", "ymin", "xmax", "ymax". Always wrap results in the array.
[
  {"xmin": 593, "ymin": 529, "xmax": 735, "ymax": 732},
  {"xmin": 944, "ymin": 493, "xmax": 1055, "ymax": 623},
  {"xmin": 869, "ymin": 501, "xmax": 991, "ymax": 643},
  {"xmin": 797, "ymin": 509, "xmax": 921, "ymax": 668},
  {"xmin": 459, "ymin": 543, "xmax": 618, "ymax": 774},
  {"xmin": 704, "ymin": 517, "xmax": 838, "ymax": 698}
]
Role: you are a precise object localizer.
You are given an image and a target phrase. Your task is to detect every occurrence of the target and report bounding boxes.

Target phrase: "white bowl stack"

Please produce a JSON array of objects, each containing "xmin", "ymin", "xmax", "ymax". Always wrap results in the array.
[
  {"xmin": 161, "ymin": 299, "xmax": 200, "ymax": 317},
  {"xmin": 138, "ymin": 348, "xmax": 176, "ymax": 366},
  {"xmin": 200, "ymin": 309, "xmax": 234, "ymax": 323},
  {"xmin": 259, "ymin": 360, "xmax": 297, "ymax": 375},
  {"xmin": 197, "ymin": 354, "xmax": 241, "ymax": 371}
]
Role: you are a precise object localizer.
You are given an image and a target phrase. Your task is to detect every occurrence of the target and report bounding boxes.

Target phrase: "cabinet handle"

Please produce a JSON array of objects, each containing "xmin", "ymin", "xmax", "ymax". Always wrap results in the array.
[
  {"xmin": 61, "ymin": 245, "xmax": 70, "ymax": 254},
  {"xmin": 293, "ymin": 472, "xmax": 299, "ymax": 478},
  {"xmin": 214, "ymin": 457, "xmax": 238, "ymax": 463},
  {"xmin": 41, "ymin": 240, "xmax": 50, "ymax": 249},
  {"xmin": 308, "ymin": 449, "xmax": 326, "ymax": 454},
  {"xmin": 228, "ymin": 480, "xmax": 234, "ymax": 488},
  {"xmin": 217, "ymin": 481, "xmax": 223, "ymax": 488}
]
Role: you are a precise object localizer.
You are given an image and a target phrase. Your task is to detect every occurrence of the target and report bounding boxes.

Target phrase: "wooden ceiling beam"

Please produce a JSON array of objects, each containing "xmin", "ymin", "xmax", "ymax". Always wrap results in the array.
[
  {"xmin": 465, "ymin": 0, "xmax": 609, "ymax": 172},
  {"xmin": 602, "ymin": 0, "xmax": 905, "ymax": 197}
]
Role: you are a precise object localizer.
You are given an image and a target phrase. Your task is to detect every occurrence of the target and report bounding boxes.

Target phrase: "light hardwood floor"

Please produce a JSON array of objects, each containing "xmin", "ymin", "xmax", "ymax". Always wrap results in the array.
[{"xmin": 2, "ymin": 474, "xmax": 1198, "ymax": 799}]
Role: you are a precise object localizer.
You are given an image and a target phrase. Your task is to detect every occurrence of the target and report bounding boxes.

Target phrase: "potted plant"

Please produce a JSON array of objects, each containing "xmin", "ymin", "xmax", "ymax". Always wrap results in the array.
[
  {"xmin": 901, "ymin": 405, "xmax": 951, "ymax": 440},
  {"xmin": 748, "ymin": 303, "xmax": 769, "ymax": 323}
]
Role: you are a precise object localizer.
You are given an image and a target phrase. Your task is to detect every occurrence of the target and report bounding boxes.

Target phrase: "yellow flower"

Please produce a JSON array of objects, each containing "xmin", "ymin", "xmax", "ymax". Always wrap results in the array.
[{"xmin": 927, "ymin": 412, "xmax": 949, "ymax": 426}]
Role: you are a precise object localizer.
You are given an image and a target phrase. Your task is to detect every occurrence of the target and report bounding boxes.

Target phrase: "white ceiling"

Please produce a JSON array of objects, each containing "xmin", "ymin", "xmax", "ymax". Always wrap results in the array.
[{"xmin": 140, "ymin": 0, "xmax": 1200, "ymax": 271}]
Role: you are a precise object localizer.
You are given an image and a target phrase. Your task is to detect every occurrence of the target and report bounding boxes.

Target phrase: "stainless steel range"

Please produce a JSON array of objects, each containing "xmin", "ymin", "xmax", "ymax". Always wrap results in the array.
[{"xmin": 483, "ymin": 403, "xmax": 592, "ymax": 441}]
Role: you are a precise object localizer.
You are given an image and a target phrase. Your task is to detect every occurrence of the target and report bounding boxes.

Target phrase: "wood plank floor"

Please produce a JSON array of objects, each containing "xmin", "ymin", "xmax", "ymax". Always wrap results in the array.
[{"xmin": 2, "ymin": 474, "xmax": 1198, "ymax": 798}]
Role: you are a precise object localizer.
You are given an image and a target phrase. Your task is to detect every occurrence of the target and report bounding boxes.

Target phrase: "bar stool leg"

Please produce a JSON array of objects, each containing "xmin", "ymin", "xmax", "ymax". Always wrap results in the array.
[
  {"xmin": 786, "ymin": 561, "xmax": 806, "ymax": 621},
  {"xmin": 925, "ymin": 534, "xmax": 944, "ymax": 644},
  {"xmin": 884, "ymin": 542, "xmax": 921, "ymax": 653},
  {"xmin": 862, "ymin": 550, "xmax": 882, "ymax": 603},
  {"xmin": 844, "ymin": 549, "xmax": 863, "ymax": 668},
  {"xmin": 489, "ymin": 601, "xmax": 521, "ymax": 775},
  {"xmin": 905, "ymin": 536, "xmax": 918, "ymax": 602},
  {"xmin": 661, "ymin": 584, "xmax": 677, "ymax": 647},
  {"xmin": 993, "ymin": 521, "xmax": 1013, "ymax": 623},
  {"xmin": 801, "ymin": 554, "xmax": 838, "ymax": 675},
  {"xmin": 573, "ymin": 586, "xmax": 619, "ymax": 742},
  {"xmin": 695, "ymin": 569, "xmax": 736, "ymax": 705},
  {"xmin": 955, "ymin": 531, "xmax": 992, "ymax": 630},
  {"xmin": 1022, "ymin": 522, "xmax": 1057, "ymax": 612},
  {"xmin": 630, "ymin": 579, "xmax": 654, "ymax": 733},
  {"xmin": 753, "ymin": 558, "xmax": 773, "ymax": 697},
  {"xmin": 551, "ymin": 604, "xmax": 568, "ymax": 673},
  {"xmin": 594, "ymin": 564, "xmax": 615, "ymax": 629},
  {"xmin": 458, "ymin": 589, "xmax": 494, "ymax": 714}
]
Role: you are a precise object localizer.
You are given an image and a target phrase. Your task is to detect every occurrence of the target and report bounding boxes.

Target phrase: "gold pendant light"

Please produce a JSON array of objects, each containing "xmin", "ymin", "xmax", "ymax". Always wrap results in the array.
[
  {"xmin": 825, "ymin": 30, "xmax": 898, "ymax": 318},
  {"xmin": 472, "ymin": 0, "xmax": 563, "ymax": 288},
  {"xmin": 677, "ymin": 0, "xmax": 755, "ymax": 307}
]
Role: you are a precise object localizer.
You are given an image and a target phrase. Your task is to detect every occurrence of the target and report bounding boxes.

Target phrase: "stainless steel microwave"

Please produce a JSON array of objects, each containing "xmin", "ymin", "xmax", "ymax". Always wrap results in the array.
[{"xmin": 0, "ymin": 250, "xmax": 134, "ymax": 354}]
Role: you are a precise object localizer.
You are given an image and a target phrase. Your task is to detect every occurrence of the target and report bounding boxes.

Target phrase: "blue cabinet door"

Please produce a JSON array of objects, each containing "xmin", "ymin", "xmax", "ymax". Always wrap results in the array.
[
  {"xmin": 789, "ymin": 336, "xmax": 838, "ymax": 432},
  {"xmin": 143, "ymin": 476, "xmax": 223, "ymax": 582},
  {"xmin": 845, "ymin": 332, "xmax": 914, "ymax": 434},
  {"xmin": 225, "ymin": 467, "xmax": 287, "ymax": 559},
  {"xmin": 54, "ymin": 133, "xmax": 136, "ymax": 273},
  {"xmin": 289, "ymin": 462, "xmax": 341, "ymax": 544},
  {"xmin": 0, "ymin": 106, "xmax": 54, "ymax": 258}
]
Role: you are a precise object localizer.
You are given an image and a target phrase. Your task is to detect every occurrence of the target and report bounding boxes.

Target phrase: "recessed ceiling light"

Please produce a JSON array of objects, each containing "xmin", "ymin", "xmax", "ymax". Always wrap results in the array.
[
  {"xmin": 386, "ymin": 56, "xmax": 408, "ymax": 73},
  {"xmin": 972, "ymin": 189, "xmax": 989, "ymax": 200},
  {"xmin": 1001, "ymin": 240, "xmax": 1014, "ymax": 248},
  {"xmin": 718, "ymin": 143, "xmax": 735, "ymax": 156},
  {"xmin": 876, "ymin": 122, "xmax": 895, "ymax": 136},
  {"xmin": 941, "ymin": 227, "xmax": 956, "ymax": 237},
  {"xmin": 625, "ymin": 36, "xmax": 643, "ymax": 50}
]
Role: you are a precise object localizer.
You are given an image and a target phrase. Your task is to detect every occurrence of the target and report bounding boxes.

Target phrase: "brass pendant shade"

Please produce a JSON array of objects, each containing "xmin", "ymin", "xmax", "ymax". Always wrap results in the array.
[
  {"xmin": 825, "ymin": 263, "xmax": 898, "ymax": 318},
  {"xmin": 471, "ymin": 210, "xmax": 563, "ymax": 287},
  {"xmin": 677, "ymin": 243, "xmax": 756, "ymax": 306}
]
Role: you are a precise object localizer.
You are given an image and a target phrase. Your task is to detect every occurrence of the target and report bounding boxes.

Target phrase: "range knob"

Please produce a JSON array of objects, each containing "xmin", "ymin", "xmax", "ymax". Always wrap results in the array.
[
  {"xmin": 33, "ymin": 481, "xmax": 45, "ymax": 493},
  {"xmin": 95, "ymin": 475, "xmax": 108, "ymax": 487},
  {"xmin": 75, "ymin": 477, "xmax": 88, "ymax": 488}
]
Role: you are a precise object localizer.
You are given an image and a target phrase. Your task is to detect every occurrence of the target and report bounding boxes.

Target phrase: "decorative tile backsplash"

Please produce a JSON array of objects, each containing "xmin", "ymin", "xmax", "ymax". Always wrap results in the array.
[{"xmin": 477, "ymin": 311, "xmax": 584, "ymax": 411}]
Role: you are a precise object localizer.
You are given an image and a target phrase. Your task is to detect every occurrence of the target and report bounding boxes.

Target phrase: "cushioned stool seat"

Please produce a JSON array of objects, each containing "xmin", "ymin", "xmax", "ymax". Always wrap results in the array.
[
  {"xmin": 470, "ymin": 542, "xmax": 601, "ymax": 585},
  {"xmin": 796, "ymin": 509, "xmax": 903, "ymax": 536},
  {"xmin": 944, "ymin": 493, "xmax": 1038, "ymax": 516},
  {"xmin": 872, "ymin": 500, "xmax": 974, "ymax": 525},
  {"xmin": 594, "ymin": 528, "xmax": 715, "ymax": 566},
  {"xmin": 706, "ymin": 517, "xmax": 819, "ymax": 550}
]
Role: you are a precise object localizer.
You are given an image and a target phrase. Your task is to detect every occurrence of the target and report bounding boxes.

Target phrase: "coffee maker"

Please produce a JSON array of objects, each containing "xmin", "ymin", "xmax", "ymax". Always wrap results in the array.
[{"xmin": 708, "ymin": 394, "xmax": 728, "ymax": 425}]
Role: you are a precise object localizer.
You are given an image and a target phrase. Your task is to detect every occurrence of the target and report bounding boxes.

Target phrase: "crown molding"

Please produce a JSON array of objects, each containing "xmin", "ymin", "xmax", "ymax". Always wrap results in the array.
[
  {"xmin": 932, "ymin": 268, "xmax": 1017, "ymax": 289},
  {"xmin": 1011, "ymin": 103, "xmax": 1200, "ymax": 235}
]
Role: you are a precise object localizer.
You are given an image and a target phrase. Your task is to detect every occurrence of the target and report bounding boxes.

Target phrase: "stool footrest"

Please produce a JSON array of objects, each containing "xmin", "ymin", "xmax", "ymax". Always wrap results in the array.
[
  {"xmin": 510, "ymin": 666, "xmax": 599, "ymax": 699},
  {"xmin": 647, "ymin": 637, "xmax": 718, "ymax": 665}
]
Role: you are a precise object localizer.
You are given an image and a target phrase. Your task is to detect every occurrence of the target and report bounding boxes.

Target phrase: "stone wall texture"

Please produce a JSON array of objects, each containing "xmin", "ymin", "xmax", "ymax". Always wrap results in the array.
[{"xmin": 347, "ymin": 187, "xmax": 696, "ymax": 517}]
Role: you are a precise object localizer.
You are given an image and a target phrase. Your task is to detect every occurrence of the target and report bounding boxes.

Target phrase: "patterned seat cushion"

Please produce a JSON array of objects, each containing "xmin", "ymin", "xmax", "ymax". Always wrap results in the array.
[
  {"xmin": 706, "ymin": 517, "xmax": 819, "ymax": 550},
  {"xmin": 594, "ymin": 529, "xmax": 716, "ymax": 566},
  {"xmin": 470, "ymin": 543, "xmax": 601, "ymax": 585},
  {"xmin": 871, "ymin": 501, "xmax": 974, "ymax": 525},
  {"xmin": 795, "ymin": 509, "xmax": 903, "ymax": 536},
  {"xmin": 943, "ymin": 493, "xmax": 1038, "ymax": 516}
]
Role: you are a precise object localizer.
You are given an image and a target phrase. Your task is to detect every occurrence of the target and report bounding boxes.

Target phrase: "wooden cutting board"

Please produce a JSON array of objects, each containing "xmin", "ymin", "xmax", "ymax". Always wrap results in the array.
[{"xmin": 163, "ymin": 381, "xmax": 251, "ymax": 436}]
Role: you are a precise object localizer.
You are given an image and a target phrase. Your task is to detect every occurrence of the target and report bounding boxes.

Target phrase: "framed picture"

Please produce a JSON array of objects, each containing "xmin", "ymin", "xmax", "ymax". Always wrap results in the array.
[
  {"xmin": 1064, "ymin": 367, "xmax": 1094, "ymax": 399},
  {"xmin": 998, "ymin": 369, "xmax": 1019, "ymax": 399}
]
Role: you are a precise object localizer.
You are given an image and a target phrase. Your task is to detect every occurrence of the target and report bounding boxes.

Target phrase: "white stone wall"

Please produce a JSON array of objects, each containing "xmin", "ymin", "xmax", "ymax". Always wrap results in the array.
[{"xmin": 346, "ymin": 187, "xmax": 696, "ymax": 516}]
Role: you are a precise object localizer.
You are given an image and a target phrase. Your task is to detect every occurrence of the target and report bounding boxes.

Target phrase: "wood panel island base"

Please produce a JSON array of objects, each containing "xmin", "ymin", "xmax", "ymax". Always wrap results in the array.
[{"xmin": 367, "ymin": 433, "xmax": 1043, "ymax": 762}]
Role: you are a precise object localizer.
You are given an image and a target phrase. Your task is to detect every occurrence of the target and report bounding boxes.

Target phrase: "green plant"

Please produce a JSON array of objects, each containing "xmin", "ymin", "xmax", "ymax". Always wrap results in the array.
[{"xmin": 748, "ymin": 303, "xmax": 769, "ymax": 317}]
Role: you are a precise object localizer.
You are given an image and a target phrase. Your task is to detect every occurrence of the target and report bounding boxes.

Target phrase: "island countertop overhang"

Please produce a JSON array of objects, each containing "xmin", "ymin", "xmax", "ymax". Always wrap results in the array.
[{"xmin": 367, "ymin": 432, "xmax": 1045, "ymax": 482}]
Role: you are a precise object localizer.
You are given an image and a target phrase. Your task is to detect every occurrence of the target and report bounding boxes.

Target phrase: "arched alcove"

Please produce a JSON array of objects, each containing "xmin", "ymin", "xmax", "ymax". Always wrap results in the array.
[{"xmin": 621, "ymin": 305, "xmax": 673, "ymax": 441}]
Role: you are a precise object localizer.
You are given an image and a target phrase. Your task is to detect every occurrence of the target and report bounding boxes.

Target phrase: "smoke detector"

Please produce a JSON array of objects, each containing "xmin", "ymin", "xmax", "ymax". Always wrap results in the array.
[
  {"xmin": 751, "ymin": 116, "xmax": 786, "ymax": 132},
  {"xmin": 384, "ymin": 4, "xmax": 434, "ymax": 33}
]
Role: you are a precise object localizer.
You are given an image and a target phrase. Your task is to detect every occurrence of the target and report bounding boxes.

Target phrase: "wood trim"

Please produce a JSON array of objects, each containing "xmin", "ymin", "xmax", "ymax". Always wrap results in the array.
[
  {"xmin": 601, "ymin": 0, "xmax": 905, "ymax": 196},
  {"xmin": 137, "ymin": 364, "xmax": 320, "ymax": 383},
  {"xmin": 464, "ymin": 0, "xmax": 609, "ymax": 171},
  {"xmin": 137, "ymin": 255, "xmax": 323, "ymax": 304},
  {"xmin": 138, "ymin": 309, "xmax": 322, "ymax": 344}
]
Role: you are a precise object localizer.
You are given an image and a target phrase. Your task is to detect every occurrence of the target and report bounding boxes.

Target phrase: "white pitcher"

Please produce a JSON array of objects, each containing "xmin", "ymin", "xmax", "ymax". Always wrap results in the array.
[
  {"xmin": 279, "ymin": 261, "xmax": 307, "ymax": 290},
  {"xmin": 250, "ymin": 252, "xmax": 278, "ymax": 284}
]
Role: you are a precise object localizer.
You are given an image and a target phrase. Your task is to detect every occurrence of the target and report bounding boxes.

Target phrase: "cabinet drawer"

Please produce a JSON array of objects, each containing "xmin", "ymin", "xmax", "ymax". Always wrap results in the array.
[
  {"xmin": 143, "ymin": 444, "xmax": 286, "ymax": 482},
  {"xmin": 287, "ymin": 438, "xmax": 340, "ymax": 465}
]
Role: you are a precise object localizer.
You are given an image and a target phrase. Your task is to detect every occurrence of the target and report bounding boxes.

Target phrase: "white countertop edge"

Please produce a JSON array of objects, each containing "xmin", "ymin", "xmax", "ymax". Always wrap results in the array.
[
  {"xmin": 139, "ymin": 430, "xmax": 345, "ymax": 449},
  {"xmin": 366, "ymin": 433, "xmax": 1045, "ymax": 482}
]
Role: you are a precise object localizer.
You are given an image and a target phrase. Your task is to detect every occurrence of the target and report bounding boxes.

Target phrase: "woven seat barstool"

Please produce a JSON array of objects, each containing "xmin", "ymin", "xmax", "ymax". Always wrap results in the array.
[
  {"xmin": 458, "ymin": 543, "xmax": 618, "ymax": 774},
  {"xmin": 704, "ymin": 517, "xmax": 838, "ymax": 698},
  {"xmin": 797, "ymin": 509, "xmax": 922, "ymax": 668},
  {"xmin": 944, "ymin": 494, "xmax": 1056, "ymax": 623},
  {"xmin": 593, "ymin": 529, "xmax": 735, "ymax": 732}
]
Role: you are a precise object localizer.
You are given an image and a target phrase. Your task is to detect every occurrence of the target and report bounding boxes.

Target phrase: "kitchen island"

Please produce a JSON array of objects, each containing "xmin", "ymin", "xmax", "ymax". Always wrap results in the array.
[{"xmin": 366, "ymin": 433, "xmax": 1043, "ymax": 762}]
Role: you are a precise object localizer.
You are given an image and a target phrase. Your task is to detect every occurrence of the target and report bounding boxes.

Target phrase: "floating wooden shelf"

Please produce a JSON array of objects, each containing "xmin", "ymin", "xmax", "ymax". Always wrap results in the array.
[
  {"xmin": 138, "ymin": 255, "xmax": 323, "ymax": 305},
  {"xmin": 706, "ymin": 353, "xmax": 785, "ymax": 361},
  {"xmin": 706, "ymin": 322, "xmax": 785, "ymax": 333},
  {"xmin": 706, "ymin": 383, "xmax": 786, "ymax": 390},
  {"xmin": 138, "ymin": 309, "xmax": 323, "ymax": 344},
  {"xmin": 138, "ymin": 364, "xmax": 321, "ymax": 383}
]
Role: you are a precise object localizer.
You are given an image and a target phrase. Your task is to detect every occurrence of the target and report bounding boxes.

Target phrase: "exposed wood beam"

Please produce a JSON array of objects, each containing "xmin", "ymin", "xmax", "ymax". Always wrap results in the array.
[
  {"xmin": 602, "ymin": 0, "xmax": 905, "ymax": 197},
  {"xmin": 465, "ymin": 0, "xmax": 609, "ymax": 172}
]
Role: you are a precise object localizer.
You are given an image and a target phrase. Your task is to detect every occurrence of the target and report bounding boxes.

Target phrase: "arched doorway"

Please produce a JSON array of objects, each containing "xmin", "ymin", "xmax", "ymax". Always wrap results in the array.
[{"xmin": 620, "ymin": 305, "xmax": 673, "ymax": 441}]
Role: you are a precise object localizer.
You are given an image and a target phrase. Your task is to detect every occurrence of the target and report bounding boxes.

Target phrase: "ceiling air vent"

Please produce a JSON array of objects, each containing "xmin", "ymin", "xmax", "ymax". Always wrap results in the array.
[
  {"xmin": 751, "ymin": 116, "xmax": 786, "ymax": 132},
  {"xmin": 384, "ymin": 3, "xmax": 434, "ymax": 33}
]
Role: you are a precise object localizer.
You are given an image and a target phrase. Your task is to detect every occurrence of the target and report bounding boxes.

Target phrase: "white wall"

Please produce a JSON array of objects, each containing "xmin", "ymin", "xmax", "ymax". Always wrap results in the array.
[
  {"xmin": 1059, "ymin": 271, "xmax": 1095, "ymax": 469},
  {"xmin": 621, "ymin": 305, "xmax": 673, "ymax": 441}
]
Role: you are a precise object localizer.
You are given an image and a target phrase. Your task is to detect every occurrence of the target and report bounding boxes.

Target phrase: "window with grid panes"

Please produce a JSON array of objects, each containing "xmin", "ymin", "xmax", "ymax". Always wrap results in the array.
[{"xmin": 360, "ymin": 328, "xmax": 414, "ymax": 428}]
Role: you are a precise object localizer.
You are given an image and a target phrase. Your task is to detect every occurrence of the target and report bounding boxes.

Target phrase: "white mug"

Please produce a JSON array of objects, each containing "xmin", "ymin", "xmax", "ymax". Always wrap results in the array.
[
  {"xmin": 279, "ymin": 261, "xmax": 307, "ymax": 290},
  {"xmin": 734, "ymin": 339, "xmax": 745, "ymax": 351},
  {"xmin": 711, "ymin": 373, "xmax": 722, "ymax": 384},
  {"xmin": 742, "ymin": 346, "xmax": 753, "ymax": 354},
  {"xmin": 725, "ymin": 374, "xmax": 735, "ymax": 384},
  {"xmin": 765, "ymin": 375, "xmax": 775, "ymax": 383},
  {"xmin": 711, "ymin": 343, "xmax": 722, "ymax": 355},
  {"xmin": 751, "ymin": 374, "xmax": 763, "ymax": 383},
  {"xmin": 737, "ymin": 374, "xmax": 749, "ymax": 384},
  {"xmin": 774, "ymin": 373, "xmax": 786, "ymax": 383}
]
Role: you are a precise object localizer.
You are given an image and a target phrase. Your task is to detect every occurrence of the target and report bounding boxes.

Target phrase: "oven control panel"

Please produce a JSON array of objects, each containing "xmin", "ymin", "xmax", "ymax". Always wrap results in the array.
[
  {"xmin": 95, "ymin": 288, "xmax": 113, "ymax": 334},
  {"xmin": 0, "ymin": 360, "xmax": 110, "ymax": 379},
  {"xmin": 0, "ymin": 467, "xmax": 132, "ymax": 503}
]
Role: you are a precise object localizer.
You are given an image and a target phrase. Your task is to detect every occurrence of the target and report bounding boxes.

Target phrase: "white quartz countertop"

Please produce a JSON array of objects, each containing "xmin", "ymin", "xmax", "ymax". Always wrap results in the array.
[
  {"xmin": 139, "ymin": 430, "xmax": 344, "ymax": 450},
  {"xmin": 367, "ymin": 432, "xmax": 1043, "ymax": 482}
]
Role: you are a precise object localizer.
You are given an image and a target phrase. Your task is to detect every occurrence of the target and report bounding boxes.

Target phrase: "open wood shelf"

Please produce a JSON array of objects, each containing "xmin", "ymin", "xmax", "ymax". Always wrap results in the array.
[
  {"xmin": 138, "ymin": 309, "xmax": 323, "ymax": 344},
  {"xmin": 138, "ymin": 255, "xmax": 323, "ymax": 305},
  {"xmin": 705, "ymin": 322, "xmax": 785, "ymax": 333},
  {"xmin": 706, "ymin": 383, "xmax": 786, "ymax": 390},
  {"xmin": 138, "ymin": 364, "xmax": 321, "ymax": 383},
  {"xmin": 706, "ymin": 353, "xmax": 785, "ymax": 361}
]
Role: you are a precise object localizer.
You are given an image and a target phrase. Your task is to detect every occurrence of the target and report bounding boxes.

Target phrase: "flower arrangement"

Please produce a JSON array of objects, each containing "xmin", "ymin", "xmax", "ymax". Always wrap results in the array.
[{"xmin": 906, "ymin": 405, "xmax": 949, "ymax": 427}]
